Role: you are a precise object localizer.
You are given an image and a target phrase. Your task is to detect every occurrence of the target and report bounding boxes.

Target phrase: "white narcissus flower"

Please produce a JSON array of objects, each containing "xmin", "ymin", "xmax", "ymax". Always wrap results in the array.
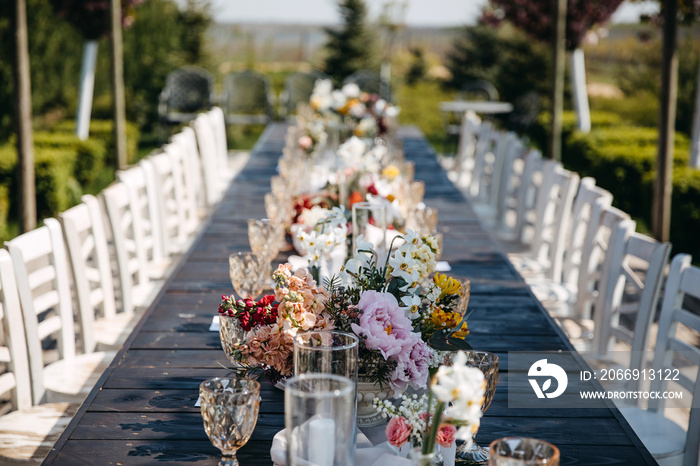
[
  {"xmin": 431, "ymin": 351, "xmax": 485, "ymax": 442},
  {"xmin": 401, "ymin": 294, "xmax": 422, "ymax": 320}
]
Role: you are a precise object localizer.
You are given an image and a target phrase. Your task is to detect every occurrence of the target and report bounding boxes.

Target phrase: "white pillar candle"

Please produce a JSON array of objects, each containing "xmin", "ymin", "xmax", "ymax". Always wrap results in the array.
[{"xmin": 308, "ymin": 417, "xmax": 335, "ymax": 466}]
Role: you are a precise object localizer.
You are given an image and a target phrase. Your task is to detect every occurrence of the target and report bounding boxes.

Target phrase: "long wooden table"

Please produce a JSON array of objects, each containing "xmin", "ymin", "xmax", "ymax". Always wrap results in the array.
[{"xmin": 43, "ymin": 124, "xmax": 656, "ymax": 465}]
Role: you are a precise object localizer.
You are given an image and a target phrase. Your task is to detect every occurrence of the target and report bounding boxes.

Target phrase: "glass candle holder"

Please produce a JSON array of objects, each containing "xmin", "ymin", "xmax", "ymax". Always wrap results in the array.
[
  {"xmin": 488, "ymin": 438, "xmax": 560, "ymax": 465},
  {"xmin": 351, "ymin": 202, "xmax": 387, "ymax": 260},
  {"xmin": 293, "ymin": 330, "xmax": 359, "ymax": 383},
  {"xmin": 285, "ymin": 373, "xmax": 355, "ymax": 466}
]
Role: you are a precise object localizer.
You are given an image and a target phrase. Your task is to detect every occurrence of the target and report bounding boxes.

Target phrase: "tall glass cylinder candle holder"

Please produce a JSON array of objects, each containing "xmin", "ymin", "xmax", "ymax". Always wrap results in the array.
[
  {"xmin": 293, "ymin": 330, "xmax": 359, "ymax": 383},
  {"xmin": 285, "ymin": 374, "xmax": 355, "ymax": 466},
  {"xmin": 351, "ymin": 202, "xmax": 387, "ymax": 260}
]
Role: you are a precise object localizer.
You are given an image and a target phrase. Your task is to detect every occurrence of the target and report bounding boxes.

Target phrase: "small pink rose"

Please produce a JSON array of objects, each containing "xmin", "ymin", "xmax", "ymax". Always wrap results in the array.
[
  {"xmin": 386, "ymin": 416, "xmax": 411, "ymax": 448},
  {"xmin": 298, "ymin": 135, "xmax": 313, "ymax": 150},
  {"xmin": 436, "ymin": 424, "xmax": 456, "ymax": 448}
]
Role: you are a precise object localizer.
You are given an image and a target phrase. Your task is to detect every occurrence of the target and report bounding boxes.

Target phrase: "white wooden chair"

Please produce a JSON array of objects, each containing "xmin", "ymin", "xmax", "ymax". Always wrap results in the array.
[
  {"xmin": 171, "ymin": 126, "xmax": 207, "ymax": 212},
  {"xmin": 547, "ymin": 206, "xmax": 633, "ymax": 348},
  {"xmin": 193, "ymin": 112, "xmax": 225, "ymax": 205},
  {"xmin": 161, "ymin": 140, "xmax": 201, "ymax": 238},
  {"xmin": 470, "ymin": 131, "xmax": 520, "ymax": 226},
  {"xmin": 207, "ymin": 106, "xmax": 232, "ymax": 181},
  {"xmin": 117, "ymin": 163, "xmax": 172, "ymax": 278},
  {"xmin": 442, "ymin": 110, "xmax": 481, "ymax": 176},
  {"xmin": 59, "ymin": 195, "xmax": 141, "ymax": 352},
  {"xmin": 507, "ymin": 163, "xmax": 580, "ymax": 282},
  {"xmin": 620, "ymin": 254, "xmax": 700, "ymax": 466},
  {"xmin": 100, "ymin": 181, "xmax": 162, "ymax": 317},
  {"xmin": 527, "ymin": 178, "xmax": 613, "ymax": 300},
  {"xmin": 145, "ymin": 150, "xmax": 192, "ymax": 255},
  {"xmin": 493, "ymin": 148, "xmax": 543, "ymax": 244},
  {"xmin": 593, "ymin": 231, "xmax": 671, "ymax": 359},
  {"xmin": 5, "ymin": 219, "xmax": 115, "ymax": 405},
  {"xmin": 452, "ymin": 120, "xmax": 492, "ymax": 192},
  {"xmin": 0, "ymin": 249, "xmax": 79, "ymax": 463}
]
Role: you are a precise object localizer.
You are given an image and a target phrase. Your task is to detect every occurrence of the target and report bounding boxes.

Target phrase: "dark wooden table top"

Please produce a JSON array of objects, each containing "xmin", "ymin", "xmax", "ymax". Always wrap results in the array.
[{"xmin": 43, "ymin": 124, "xmax": 657, "ymax": 465}]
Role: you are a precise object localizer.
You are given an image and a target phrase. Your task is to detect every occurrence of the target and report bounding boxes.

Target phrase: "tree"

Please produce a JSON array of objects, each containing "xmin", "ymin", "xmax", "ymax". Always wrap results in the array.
[
  {"xmin": 50, "ymin": 0, "xmax": 144, "ymax": 146},
  {"xmin": 323, "ymin": 0, "xmax": 376, "ymax": 84},
  {"xmin": 485, "ymin": 0, "xmax": 624, "ymax": 152}
]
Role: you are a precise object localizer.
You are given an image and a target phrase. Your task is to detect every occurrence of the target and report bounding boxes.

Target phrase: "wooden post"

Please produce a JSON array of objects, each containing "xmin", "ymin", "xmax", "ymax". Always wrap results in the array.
[
  {"xmin": 12, "ymin": 0, "xmax": 36, "ymax": 232},
  {"xmin": 547, "ymin": 0, "xmax": 567, "ymax": 161},
  {"xmin": 652, "ymin": 0, "xmax": 678, "ymax": 242},
  {"xmin": 110, "ymin": 0, "xmax": 128, "ymax": 169}
]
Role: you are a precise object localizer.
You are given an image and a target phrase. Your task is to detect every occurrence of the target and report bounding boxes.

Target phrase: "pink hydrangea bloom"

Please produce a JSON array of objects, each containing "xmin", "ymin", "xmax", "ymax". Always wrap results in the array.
[{"xmin": 385, "ymin": 416, "xmax": 412, "ymax": 447}]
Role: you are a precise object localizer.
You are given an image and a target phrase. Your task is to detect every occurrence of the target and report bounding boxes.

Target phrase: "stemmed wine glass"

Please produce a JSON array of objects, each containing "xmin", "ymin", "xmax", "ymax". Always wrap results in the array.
[
  {"xmin": 200, "ymin": 377, "xmax": 260, "ymax": 466},
  {"xmin": 456, "ymin": 350, "xmax": 500, "ymax": 464},
  {"xmin": 228, "ymin": 252, "xmax": 267, "ymax": 300}
]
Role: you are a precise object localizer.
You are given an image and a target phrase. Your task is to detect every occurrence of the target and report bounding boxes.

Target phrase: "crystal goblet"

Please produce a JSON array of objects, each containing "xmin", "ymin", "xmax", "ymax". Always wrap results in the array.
[
  {"xmin": 200, "ymin": 377, "xmax": 260, "ymax": 466},
  {"xmin": 488, "ymin": 437, "xmax": 560, "ymax": 465},
  {"xmin": 455, "ymin": 350, "xmax": 499, "ymax": 464},
  {"xmin": 228, "ymin": 252, "xmax": 267, "ymax": 300}
]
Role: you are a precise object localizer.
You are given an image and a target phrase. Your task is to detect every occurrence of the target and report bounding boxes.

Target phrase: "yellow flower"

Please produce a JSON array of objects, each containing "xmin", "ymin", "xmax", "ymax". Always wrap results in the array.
[
  {"xmin": 452, "ymin": 321, "xmax": 470, "ymax": 339},
  {"xmin": 433, "ymin": 273, "xmax": 461, "ymax": 299},
  {"xmin": 382, "ymin": 165, "xmax": 400, "ymax": 180},
  {"xmin": 429, "ymin": 307, "xmax": 461, "ymax": 329}
]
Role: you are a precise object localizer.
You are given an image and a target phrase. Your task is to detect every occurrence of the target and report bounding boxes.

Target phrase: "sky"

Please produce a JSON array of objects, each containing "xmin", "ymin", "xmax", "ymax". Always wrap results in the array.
[{"xmin": 201, "ymin": 0, "xmax": 660, "ymax": 26}]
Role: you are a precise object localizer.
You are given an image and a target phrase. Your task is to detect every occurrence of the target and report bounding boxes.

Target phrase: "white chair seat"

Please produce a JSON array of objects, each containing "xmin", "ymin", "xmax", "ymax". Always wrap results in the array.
[
  {"xmin": 93, "ymin": 312, "xmax": 143, "ymax": 350},
  {"xmin": 43, "ymin": 351, "xmax": 116, "ymax": 404},
  {"xmin": 0, "ymin": 402, "xmax": 78, "ymax": 463},
  {"xmin": 619, "ymin": 407, "xmax": 685, "ymax": 464},
  {"xmin": 508, "ymin": 253, "xmax": 549, "ymax": 280},
  {"xmin": 132, "ymin": 280, "xmax": 164, "ymax": 310}
]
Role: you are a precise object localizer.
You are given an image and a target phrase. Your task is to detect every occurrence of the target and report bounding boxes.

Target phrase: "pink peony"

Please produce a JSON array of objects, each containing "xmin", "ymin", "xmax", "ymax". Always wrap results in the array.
[
  {"xmin": 385, "ymin": 416, "xmax": 412, "ymax": 447},
  {"xmin": 351, "ymin": 291, "xmax": 414, "ymax": 359},
  {"xmin": 390, "ymin": 335, "xmax": 432, "ymax": 391},
  {"xmin": 436, "ymin": 424, "xmax": 457, "ymax": 448}
]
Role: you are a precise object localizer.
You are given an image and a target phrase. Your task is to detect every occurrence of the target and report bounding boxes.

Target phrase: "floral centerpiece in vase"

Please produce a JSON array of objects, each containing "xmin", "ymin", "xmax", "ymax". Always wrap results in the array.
[
  {"xmin": 218, "ymin": 264, "xmax": 333, "ymax": 386},
  {"xmin": 323, "ymin": 230, "xmax": 473, "ymax": 426},
  {"xmin": 376, "ymin": 351, "xmax": 486, "ymax": 465}
]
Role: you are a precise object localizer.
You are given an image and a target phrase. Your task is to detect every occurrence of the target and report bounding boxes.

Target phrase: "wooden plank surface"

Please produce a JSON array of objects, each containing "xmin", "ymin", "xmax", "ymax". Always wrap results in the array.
[{"xmin": 43, "ymin": 123, "xmax": 656, "ymax": 465}]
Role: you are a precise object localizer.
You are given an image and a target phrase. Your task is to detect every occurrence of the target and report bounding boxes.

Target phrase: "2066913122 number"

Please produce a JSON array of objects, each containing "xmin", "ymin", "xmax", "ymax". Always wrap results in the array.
[{"xmin": 596, "ymin": 368, "xmax": 681, "ymax": 381}]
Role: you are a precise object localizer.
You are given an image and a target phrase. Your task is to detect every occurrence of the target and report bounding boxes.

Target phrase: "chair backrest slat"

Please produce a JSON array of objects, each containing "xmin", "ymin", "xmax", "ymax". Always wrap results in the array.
[
  {"xmin": 648, "ymin": 254, "xmax": 700, "ymax": 466},
  {"xmin": 6, "ymin": 219, "xmax": 76, "ymax": 404},
  {"xmin": 0, "ymin": 249, "xmax": 32, "ymax": 410},
  {"xmin": 60, "ymin": 195, "xmax": 118, "ymax": 354}
]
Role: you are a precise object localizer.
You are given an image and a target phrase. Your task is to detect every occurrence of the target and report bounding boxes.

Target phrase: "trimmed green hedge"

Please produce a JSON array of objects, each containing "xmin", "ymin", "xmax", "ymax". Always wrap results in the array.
[
  {"xmin": 559, "ymin": 124, "xmax": 700, "ymax": 259},
  {"xmin": 529, "ymin": 110, "xmax": 623, "ymax": 152},
  {"xmin": 671, "ymin": 167, "xmax": 700, "ymax": 260},
  {"xmin": 0, "ymin": 143, "xmax": 81, "ymax": 239},
  {"xmin": 52, "ymin": 119, "xmax": 140, "ymax": 164},
  {"xmin": 33, "ymin": 132, "xmax": 107, "ymax": 185}
]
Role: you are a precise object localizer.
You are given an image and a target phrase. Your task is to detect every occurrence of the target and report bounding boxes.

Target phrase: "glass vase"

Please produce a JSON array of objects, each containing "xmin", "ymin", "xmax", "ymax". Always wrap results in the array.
[{"xmin": 409, "ymin": 446, "xmax": 443, "ymax": 466}]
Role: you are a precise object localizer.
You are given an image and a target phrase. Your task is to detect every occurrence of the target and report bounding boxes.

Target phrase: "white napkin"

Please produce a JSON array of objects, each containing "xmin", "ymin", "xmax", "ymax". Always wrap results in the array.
[
  {"xmin": 271, "ymin": 428, "xmax": 413, "ymax": 466},
  {"xmin": 209, "ymin": 315, "xmax": 219, "ymax": 332}
]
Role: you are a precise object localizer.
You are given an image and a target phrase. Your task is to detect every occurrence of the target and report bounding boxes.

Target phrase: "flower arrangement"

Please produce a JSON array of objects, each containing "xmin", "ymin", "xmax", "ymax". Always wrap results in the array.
[
  {"xmin": 376, "ymin": 351, "xmax": 486, "ymax": 456},
  {"xmin": 323, "ymin": 230, "xmax": 472, "ymax": 395},
  {"xmin": 218, "ymin": 264, "xmax": 333, "ymax": 384},
  {"xmin": 376, "ymin": 393, "xmax": 456, "ymax": 450},
  {"xmin": 308, "ymin": 79, "xmax": 399, "ymax": 137},
  {"xmin": 293, "ymin": 206, "xmax": 348, "ymax": 279}
]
